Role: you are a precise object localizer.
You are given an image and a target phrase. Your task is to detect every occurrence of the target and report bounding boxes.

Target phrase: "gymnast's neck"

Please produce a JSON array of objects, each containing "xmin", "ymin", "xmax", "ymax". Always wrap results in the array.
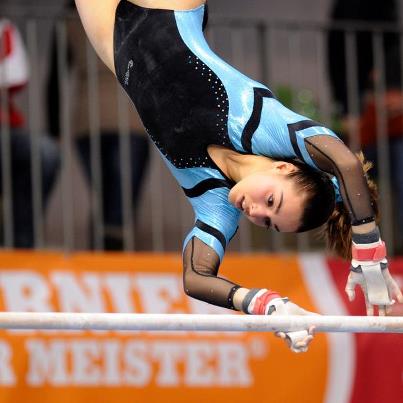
[{"xmin": 207, "ymin": 145, "xmax": 275, "ymax": 183}]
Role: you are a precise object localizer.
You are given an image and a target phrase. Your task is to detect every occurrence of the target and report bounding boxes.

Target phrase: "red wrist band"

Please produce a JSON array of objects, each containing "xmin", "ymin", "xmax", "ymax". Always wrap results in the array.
[
  {"xmin": 253, "ymin": 290, "xmax": 281, "ymax": 315},
  {"xmin": 352, "ymin": 241, "xmax": 387, "ymax": 261}
]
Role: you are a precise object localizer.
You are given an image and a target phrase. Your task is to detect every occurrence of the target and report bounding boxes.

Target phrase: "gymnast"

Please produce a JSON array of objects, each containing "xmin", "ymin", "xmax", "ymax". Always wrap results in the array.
[{"xmin": 74, "ymin": 0, "xmax": 402, "ymax": 352}]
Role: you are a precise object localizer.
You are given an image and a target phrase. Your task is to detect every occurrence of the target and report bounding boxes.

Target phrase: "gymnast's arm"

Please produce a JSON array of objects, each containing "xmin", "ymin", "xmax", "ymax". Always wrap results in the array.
[
  {"xmin": 303, "ymin": 135, "xmax": 375, "ymax": 230},
  {"xmin": 183, "ymin": 235, "xmax": 315, "ymax": 352},
  {"xmin": 182, "ymin": 235, "xmax": 311, "ymax": 313},
  {"xmin": 182, "ymin": 236, "xmax": 241, "ymax": 309},
  {"xmin": 304, "ymin": 135, "xmax": 403, "ymax": 311}
]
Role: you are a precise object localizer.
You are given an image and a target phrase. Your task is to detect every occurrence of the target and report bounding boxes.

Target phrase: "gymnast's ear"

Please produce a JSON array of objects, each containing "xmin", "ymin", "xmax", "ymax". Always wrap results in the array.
[{"xmin": 272, "ymin": 160, "xmax": 298, "ymax": 174}]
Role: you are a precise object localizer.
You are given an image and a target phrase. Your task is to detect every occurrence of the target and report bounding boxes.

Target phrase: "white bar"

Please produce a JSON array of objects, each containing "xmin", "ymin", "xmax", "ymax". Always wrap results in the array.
[{"xmin": 0, "ymin": 313, "xmax": 402, "ymax": 333}]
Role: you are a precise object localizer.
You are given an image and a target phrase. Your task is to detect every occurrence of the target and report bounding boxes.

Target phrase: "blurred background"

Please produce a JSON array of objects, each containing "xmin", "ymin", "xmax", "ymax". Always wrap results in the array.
[
  {"xmin": 0, "ymin": 2, "xmax": 402, "ymax": 403},
  {"xmin": 1, "ymin": 0, "xmax": 403, "ymax": 255}
]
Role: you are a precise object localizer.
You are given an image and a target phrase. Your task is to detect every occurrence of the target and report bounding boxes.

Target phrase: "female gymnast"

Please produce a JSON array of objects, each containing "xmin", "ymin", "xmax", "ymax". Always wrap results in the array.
[{"xmin": 74, "ymin": 0, "xmax": 402, "ymax": 352}]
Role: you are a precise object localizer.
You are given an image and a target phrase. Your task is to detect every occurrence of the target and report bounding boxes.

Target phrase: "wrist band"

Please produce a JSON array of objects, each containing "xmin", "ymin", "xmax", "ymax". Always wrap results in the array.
[
  {"xmin": 242, "ymin": 288, "xmax": 281, "ymax": 315},
  {"xmin": 352, "ymin": 241, "xmax": 387, "ymax": 261},
  {"xmin": 253, "ymin": 291, "xmax": 282, "ymax": 315},
  {"xmin": 352, "ymin": 227, "xmax": 380, "ymax": 244},
  {"xmin": 227, "ymin": 285, "xmax": 241, "ymax": 310},
  {"xmin": 241, "ymin": 288, "xmax": 261, "ymax": 314},
  {"xmin": 351, "ymin": 216, "xmax": 375, "ymax": 226}
]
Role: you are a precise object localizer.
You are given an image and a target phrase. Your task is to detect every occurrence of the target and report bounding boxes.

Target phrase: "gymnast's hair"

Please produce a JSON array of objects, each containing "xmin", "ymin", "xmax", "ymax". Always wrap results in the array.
[{"xmin": 286, "ymin": 153, "xmax": 379, "ymax": 259}]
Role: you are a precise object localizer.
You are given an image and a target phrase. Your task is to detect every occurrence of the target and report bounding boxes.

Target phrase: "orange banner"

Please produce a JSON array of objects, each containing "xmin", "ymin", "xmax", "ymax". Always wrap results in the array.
[{"xmin": 0, "ymin": 251, "xmax": 329, "ymax": 403}]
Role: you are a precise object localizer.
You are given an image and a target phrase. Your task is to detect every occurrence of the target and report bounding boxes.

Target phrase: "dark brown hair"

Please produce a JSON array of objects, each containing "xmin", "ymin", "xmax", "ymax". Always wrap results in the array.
[
  {"xmin": 287, "ymin": 153, "xmax": 379, "ymax": 259},
  {"xmin": 286, "ymin": 159, "xmax": 336, "ymax": 232}
]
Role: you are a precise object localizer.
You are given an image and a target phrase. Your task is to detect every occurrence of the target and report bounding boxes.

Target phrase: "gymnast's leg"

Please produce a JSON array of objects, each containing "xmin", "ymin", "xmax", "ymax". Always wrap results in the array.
[
  {"xmin": 75, "ymin": 0, "xmax": 205, "ymax": 74},
  {"xmin": 74, "ymin": 0, "xmax": 119, "ymax": 73}
]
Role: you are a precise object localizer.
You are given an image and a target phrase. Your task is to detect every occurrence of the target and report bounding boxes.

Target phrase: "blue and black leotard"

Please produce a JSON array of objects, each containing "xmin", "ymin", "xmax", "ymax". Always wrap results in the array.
[{"xmin": 114, "ymin": 0, "xmax": 375, "ymax": 309}]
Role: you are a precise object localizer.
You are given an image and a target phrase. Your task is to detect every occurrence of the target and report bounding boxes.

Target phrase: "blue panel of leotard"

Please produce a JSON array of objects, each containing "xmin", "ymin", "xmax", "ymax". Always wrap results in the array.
[
  {"xmin": 162, "ymin": 154, "xmax": 239, "ymax": 260},
  {"xmin": 183, "ymin": 186, "xmax": 240, "ymax": 260},
  {"xmin": 174, "ymin": 6, "xmax": 339, "ymax": 167},
  {"xmin": 174, "ymin": 7, "xmax": 267, "ymax": 153},
  {"xmin": 162, "ymin": 154, "xmax": 227, "ymax": 188}
]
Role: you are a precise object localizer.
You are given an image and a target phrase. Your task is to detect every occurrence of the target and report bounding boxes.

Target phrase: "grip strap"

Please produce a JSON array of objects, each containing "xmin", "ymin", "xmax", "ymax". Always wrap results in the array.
[
  {"xmin": 361, "ymin": 264, "xmax": 391, "ymax": 305},
  {"xmin": 352, "ymin": 241, "xmax": 386, "ymax": 261},
  {"xmin": 242, "ymin": 289, "xmax": 281, "ymax": 315}
]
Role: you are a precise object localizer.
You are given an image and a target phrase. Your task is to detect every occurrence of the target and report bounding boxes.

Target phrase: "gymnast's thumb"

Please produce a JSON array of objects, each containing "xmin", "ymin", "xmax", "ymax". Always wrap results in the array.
[{"xmin": 345, "ymin": 286, "xmax": 355, "ymax": 302}]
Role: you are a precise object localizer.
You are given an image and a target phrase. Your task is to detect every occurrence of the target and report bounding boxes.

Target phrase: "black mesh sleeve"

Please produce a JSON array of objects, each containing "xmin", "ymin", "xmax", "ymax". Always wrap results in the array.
[
  {"xmin": 304, "ymin": 135, "xmax": 375, "ymax": 225},
  {"xmin": 183, "ymin": 237, "xmax": 241, "ymax": 310}
]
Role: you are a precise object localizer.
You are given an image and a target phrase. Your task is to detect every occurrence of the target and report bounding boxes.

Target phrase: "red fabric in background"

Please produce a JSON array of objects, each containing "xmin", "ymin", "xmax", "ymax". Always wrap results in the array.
[
  {"xmin": 0, "ymin": 24, "xmax": 12, "ymax": 60},
  {"xmin": 359, "ymin": 91, "xmax": 403, "ymax": 147},
  {"xmin": 0, "ymin": 24, "xmax": 26, "ymax": 128},
  {"xmin": 327, "ymin": 258, "xmax": 403, "ymax": 403}
]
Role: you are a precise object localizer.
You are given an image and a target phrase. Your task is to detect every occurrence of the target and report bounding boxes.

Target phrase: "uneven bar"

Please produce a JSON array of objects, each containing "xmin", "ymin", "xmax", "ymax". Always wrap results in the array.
[{"xmin": 0, "ymin": 313, "xmax": 402, "ymax": 333}]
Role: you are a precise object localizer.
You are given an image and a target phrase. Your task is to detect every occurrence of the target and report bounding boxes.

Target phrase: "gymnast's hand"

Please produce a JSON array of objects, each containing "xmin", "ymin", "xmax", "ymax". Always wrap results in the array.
[
  {"xmin": 346, "ymin": 230, "xmax": 403, "ymax": 316},
  {"xmin": 242, "ymin": 289, "xmax": 317, "ymax": 353},
  {"xmin": 272, "ymin": 300, "xmax": 316, "ymax": 354}
]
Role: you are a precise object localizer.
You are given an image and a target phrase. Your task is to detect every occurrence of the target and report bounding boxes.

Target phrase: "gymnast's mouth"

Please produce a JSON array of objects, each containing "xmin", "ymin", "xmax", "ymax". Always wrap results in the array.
[{"xmin": 236, "ymin": 196, "xmax": 246, "ymax": 212}]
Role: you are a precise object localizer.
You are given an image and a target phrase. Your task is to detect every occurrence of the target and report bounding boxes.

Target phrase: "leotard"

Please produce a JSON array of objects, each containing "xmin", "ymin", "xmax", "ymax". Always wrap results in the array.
[{"xmin": 114, "ymin": 0, "xmax": 375, "ymax": 309}]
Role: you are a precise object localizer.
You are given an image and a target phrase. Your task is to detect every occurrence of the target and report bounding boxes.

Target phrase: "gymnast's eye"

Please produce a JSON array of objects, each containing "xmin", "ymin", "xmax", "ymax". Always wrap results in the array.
[{"xmin": 267, "ymin": 194, "xmax": 274, "ymax": 207}]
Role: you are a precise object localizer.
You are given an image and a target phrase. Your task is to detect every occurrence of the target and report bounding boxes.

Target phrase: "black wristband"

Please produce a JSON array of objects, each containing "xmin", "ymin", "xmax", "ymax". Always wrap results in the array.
[
  {"xmin": 351, "ymin": 216, "xmax": 375, "ymax": 226},
  {"xmin": 352, "ymin": 227, "xmax": 380, "ymax": 244},
  {"xmin": 241, "ymin": 288, "xmax": 262, "ymax": 314},
  {"xmin": 227, "ymin": 285, "xmax": 241, "ymax": 310}
]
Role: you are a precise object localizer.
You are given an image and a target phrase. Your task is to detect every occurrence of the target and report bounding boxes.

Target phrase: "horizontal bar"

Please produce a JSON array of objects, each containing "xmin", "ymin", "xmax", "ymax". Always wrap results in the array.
[{"xmin": 0, "ymin": 313, "xmax": 402, "ymax": 333}]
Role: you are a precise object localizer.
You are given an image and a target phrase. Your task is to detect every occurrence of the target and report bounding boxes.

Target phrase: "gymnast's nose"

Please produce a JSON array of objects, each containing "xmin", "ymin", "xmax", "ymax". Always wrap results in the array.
[{"xmin": 248, "ymin": 203, "xmax": 265, "ymax": 218}]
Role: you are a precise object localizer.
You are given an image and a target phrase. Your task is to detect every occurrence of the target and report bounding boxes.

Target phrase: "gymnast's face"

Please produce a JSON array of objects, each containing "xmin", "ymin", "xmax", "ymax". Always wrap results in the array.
[{"xmin": 228, "ymin": 162, "xmax": 306, "ymax": 232}]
